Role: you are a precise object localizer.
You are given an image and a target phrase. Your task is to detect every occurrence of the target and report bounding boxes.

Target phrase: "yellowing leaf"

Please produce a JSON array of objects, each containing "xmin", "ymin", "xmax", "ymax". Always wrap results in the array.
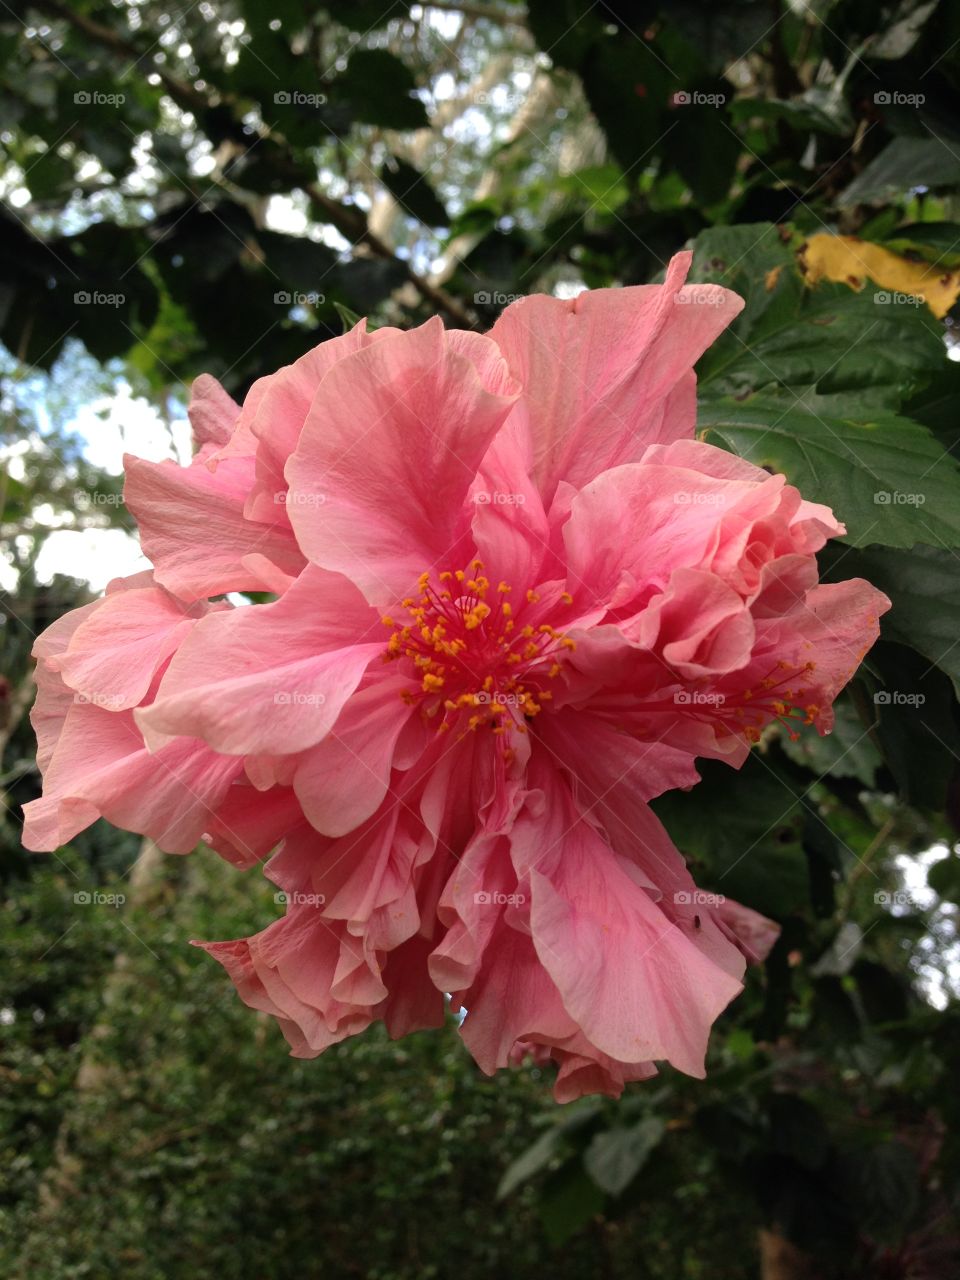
[{"xmin": 800, "ymin": 233, "xmax": 960, "ymax": 318}]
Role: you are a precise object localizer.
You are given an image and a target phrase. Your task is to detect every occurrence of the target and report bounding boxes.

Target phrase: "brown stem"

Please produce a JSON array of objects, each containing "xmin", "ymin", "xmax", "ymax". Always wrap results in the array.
[{"xmin": 759, "ymin": 1228, "xmax": 823, "ymax": 1280}]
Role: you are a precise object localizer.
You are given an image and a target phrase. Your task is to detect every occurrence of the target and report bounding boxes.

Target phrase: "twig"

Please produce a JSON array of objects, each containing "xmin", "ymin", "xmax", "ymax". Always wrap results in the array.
[{"xmin": 28, "ymin": 0, "xmax": 476, "ymax": 327}]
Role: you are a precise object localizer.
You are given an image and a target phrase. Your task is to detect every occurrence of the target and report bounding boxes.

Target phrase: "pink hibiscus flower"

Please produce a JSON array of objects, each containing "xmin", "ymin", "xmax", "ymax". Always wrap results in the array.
[{"xmin": 24, "ymin": 252, "xmax": 889, "ymax": 1101}]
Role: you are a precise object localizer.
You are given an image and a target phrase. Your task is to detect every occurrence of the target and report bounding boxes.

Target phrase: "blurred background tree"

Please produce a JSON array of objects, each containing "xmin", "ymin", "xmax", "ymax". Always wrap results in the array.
[{"xmin": 3, "ymin": 2, "xmax": 960, "ymax": 1277}]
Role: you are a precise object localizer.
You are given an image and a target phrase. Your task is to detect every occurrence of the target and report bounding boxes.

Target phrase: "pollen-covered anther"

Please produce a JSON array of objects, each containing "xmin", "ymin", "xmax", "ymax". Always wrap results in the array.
[{"xmin": 385, "ymin": 563, "xmax": 575, "ymax": 743}]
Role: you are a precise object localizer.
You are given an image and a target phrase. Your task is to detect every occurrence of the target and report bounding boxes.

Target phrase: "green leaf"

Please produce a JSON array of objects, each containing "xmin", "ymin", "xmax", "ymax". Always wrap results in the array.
[
  {"xmin": 825, "ymin": 544, "xmax": 960, "ymax": 699},
  {"xmin": 768, "ymin": 1095, "xmax": 829, "ymax": 1171},
  {"xmin": 524, "ymin": 0, "xmax": 608, "ymax": 71},
  {"xmin": 538, "ymin": 1164, "xmax": 605, "ymax": 1246},
  {"xmin": 324, "ymin": 0, "xmax": 412, "ymax": 30},
  {"xmin": 652, "ymin": 759, "xmax": 808, "ymax": 919},
  {"xmin": 497, "ymin": 1127, "xmax": 564, "ymax": 1199},
  {"xmin": 578, "ymin": 35, "xmax": 669, "ymax": 172},
  {"xmin": 928, "ymin": 853, "xmax": 960, "ymax": 901},
  {"xmin": 779, "ymin": 695, "xmax": 881, "ymax": 786},
  {"xmin": 380, "ymin": 156, "xmax": 447, "ymax": 226},
  {"xmin": 583, "ymin": 1118, "xmax": 665, "ymax": 1196},
  {"xmin": 698, "ymin": 400, "xmax": 960, "ymax": 549},
  {"xmin": 334, "ymin": 50, "xmax": 428, "ymax": 130},
  {"xmin": 693, "ymin": 223, "xmax": 944, "ymax": 412},
  {"xmin": 332, "ymin": 302, "xmax": 362, "ymax": 333},
  {"xmin": 882, "ymin": 221, "xmax": 960, "ymax": 267},
  {"xmin": 857, "ymin": 640, "xmax": 960, "ymax": 810},
  {"xmin": 838, "ymin": 137, "xmax": 960, "ymax": 207},
  {"xmin": 728, "ymin": 96, "xmax": 848, "ymax": 137}
]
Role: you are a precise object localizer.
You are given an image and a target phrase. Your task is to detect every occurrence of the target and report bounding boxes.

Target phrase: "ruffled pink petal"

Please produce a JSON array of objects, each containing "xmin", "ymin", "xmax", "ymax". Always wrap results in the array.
[
  {"xmin": 469, "ymin": 420, "xmax": 551, "ymax": 591},
  {"xmin": 511, "ymin": 767, "xmax": 745, "ymax": 1077},
  {"xmin": 138, "ymin": 565, "xmax": 383, "ymax": 756},
  {"xmin": 634, "ymin": 567, "xmax": 756, "ymax": 679},
  {"xmin": 22, "ymin": 695, "xmax": 241, "ymax": 853},
  {"xmin": 201, "ymin": 783, "xmax": 304, "ymax": 869},
  {"xmin": 195, "ymin": 909, "xmax": 378, "ymax": 1057},
  {"xmin": 715, "ymin": 897, "xmax": 781, "ymax": 964},
  {"xmin": 187, "ymin": 373, "xmax": 239, "ymax": 450},
  {"xmin": 285, "ymin": 317, "xmax": 519, "ymax": 606},
  {"xmin": 760, "ymin": 578, "xmax": 890, "ymax": 731},
  {"xmin": 51, "ymin": 585, "xmax": 207, "ymax": 710},
  {"xmin": 489, "ymin": 252, "xmax": 743, "ymax": 502},
  {"xmin": 562, "ymin": 462, "xmax": 762, "ymax": 611},
  {"xmin": 124, "ymin": 451, "xmax": 305, "ymax": 601},
  {"xmin": 293, "ymin": 674, "xmax": 417, "ymax": 836}
]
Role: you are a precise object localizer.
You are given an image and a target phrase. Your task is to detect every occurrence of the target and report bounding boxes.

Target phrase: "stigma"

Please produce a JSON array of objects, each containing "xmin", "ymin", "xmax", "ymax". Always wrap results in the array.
[{"xmin": 381, "ymin": 559, "xmax": 574, "ymax": 740}]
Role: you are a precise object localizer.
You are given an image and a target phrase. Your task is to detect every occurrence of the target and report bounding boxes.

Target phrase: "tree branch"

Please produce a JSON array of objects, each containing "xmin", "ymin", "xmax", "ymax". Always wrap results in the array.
[
  {"xmin": 419, "ymin": 1, "xmax": 526, "ymax": 25},
  {"xmin": 28, "ymin": 0, "xmax": 477, "ymax": 327}
]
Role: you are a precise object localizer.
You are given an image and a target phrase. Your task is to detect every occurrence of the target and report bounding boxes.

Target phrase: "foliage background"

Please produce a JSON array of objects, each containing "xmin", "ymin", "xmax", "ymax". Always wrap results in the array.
[{"xmin": 3, "ymin": 2, "xmax": 960, "ymax": 1277}]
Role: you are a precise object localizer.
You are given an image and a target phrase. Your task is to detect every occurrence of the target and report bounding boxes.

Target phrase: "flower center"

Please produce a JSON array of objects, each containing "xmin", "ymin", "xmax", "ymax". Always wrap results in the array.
[{"xmin": 382, "ymin": 559, "xmax": 575, "ymax": 741}]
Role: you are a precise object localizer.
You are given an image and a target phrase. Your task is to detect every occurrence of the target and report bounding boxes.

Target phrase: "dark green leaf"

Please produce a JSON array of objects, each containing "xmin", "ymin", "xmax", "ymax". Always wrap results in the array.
[
  {"xmin": 698, "ymin": 400, "xmax": 960, "ymax": 549},
  {"xmin": 380, "ymin": 156, "xmax": 448, "ymax": 226},
  {"xmin": 583, "ymin": 1118, "xmax": 665, "ymax": 1196}
]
